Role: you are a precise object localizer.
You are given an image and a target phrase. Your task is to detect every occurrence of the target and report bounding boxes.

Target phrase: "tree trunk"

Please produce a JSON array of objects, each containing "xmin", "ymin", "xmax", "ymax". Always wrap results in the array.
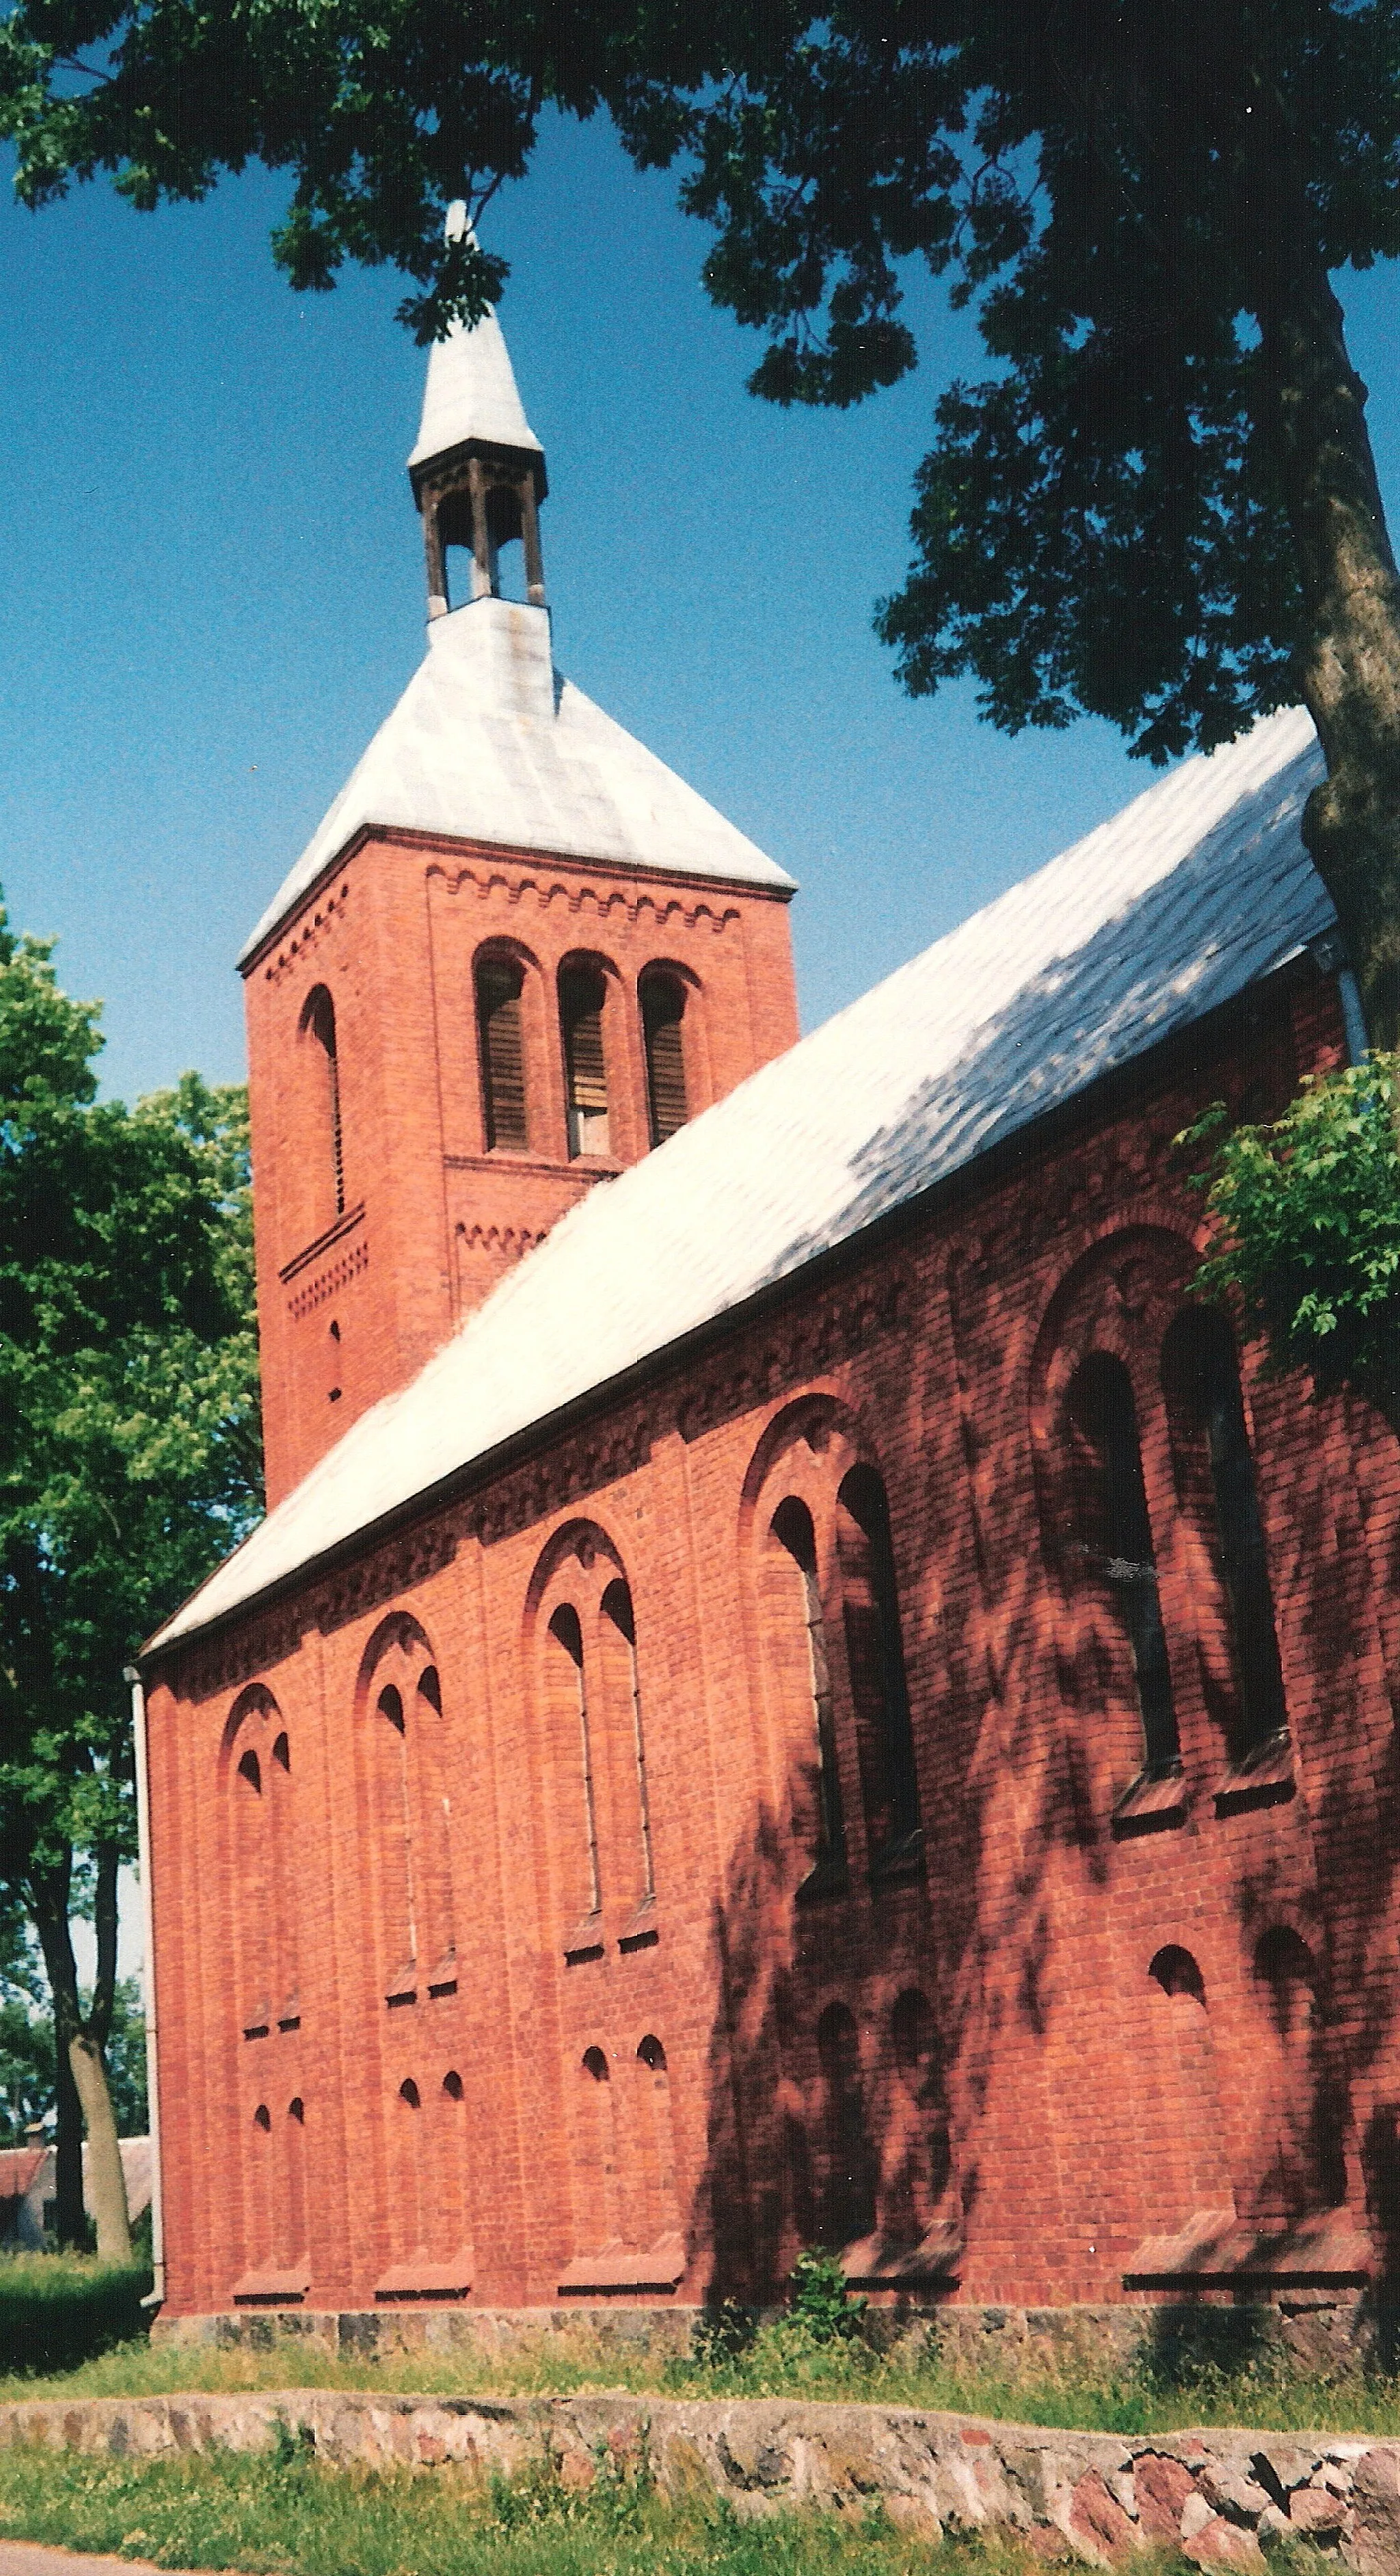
[
  {"xmin": 1256, "ymin": 252, "xmax": 1400, "ymax": 1049},
  {"xmin": 67, "ymin": 2029, "xmax": 131, "ymax": 2263},
  {"xmin": 31, "ymin": 1864, "xmax": 131, "ymax": 2262}
]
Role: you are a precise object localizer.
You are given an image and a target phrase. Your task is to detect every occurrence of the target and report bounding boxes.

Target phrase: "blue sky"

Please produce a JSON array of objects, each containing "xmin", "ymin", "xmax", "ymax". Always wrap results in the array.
[{"xmin": 3, "ymin": 110, "xmax": 1400, "ymax": 1104}]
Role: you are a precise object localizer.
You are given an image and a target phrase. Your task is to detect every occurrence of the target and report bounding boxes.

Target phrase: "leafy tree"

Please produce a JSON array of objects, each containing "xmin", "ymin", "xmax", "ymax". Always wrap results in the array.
[
  {"xmin": 0, "ymin": 898, "xmax": 260, "ymax": 2255},
  {"xmin": 4, "ymin": 4, "xmax": 1400, "ymax": 1035},
  {"xmin": 1184, "ymin": 1057, "xmax": 1400, "ymax": 1433}
]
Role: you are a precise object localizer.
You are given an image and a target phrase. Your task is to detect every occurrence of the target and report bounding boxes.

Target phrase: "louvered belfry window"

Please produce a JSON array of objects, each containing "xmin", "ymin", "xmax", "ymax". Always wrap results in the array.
[
  {"xmin": 560, "ymin": 964, "xmax": 610, "ymax": 1158},
  {"xmin": 641, "ymin": 973, "xmax": 689, "ymax": 1147},
  {"xmin": 476, "ymin": 957, "xmax": 528, "ymax": 1152}
]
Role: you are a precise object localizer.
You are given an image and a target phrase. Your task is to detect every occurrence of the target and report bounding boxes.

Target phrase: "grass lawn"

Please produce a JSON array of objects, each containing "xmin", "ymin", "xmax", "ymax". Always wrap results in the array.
[
  {"xmin": 0, "ymin": 2312, "xmax": 1399, "ymax": 2437},
  {"xmin": 0, "ymin": 2442, "xmax": 1222, "ymax": 2576}
]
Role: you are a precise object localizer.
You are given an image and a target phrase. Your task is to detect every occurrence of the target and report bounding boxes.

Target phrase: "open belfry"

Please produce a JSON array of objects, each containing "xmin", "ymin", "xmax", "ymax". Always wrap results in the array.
[{"xmin": 141, "ymin": 252, "xmax": 1400, "ymax": 2335}]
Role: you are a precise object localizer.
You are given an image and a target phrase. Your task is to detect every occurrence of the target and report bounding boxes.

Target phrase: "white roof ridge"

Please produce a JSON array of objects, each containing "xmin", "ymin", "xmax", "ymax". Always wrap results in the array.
[{"xmin": 159, "ymin": 704, "xmax": 1331, "ymax": 1658}]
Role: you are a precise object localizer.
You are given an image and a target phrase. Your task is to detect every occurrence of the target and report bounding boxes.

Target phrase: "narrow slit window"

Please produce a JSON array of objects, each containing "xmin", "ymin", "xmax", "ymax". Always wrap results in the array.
[
  {"xmin": 772, "ymin": 1497, "xmax": 847, "ymax": 1875},
  {"xmin": 1066, "ymin": 1353, "xmax": 1179, "ymax": 1774},
  {"xmin": 302, "ymin": 985, "xmax": 345, "ymax": 1218},
  {"xmin": 602, "ymin": 1578, "xmax": 654, "ymax": 1903},
  {"xmin": 836, "ymin": 1465, "xmax": 921, "ymax": 1870},
  {"xmin": 476, "ymin": 957, "xmax": 528, "ymax": 1152},
  {"xmin": 1163, "ymin": 1309, "xmax": 1288, "ymax": 1760},
  {"xmin": 550, "ymin": 1604, "xmax": 601, "ymax": 1915},
  {"xmin": 640, "ymin": 974, "xmax": 689, "ymax": 1146},
  {"xmin": 559, "ymin": 965, "xmax": 610, "ymax": 1158}
]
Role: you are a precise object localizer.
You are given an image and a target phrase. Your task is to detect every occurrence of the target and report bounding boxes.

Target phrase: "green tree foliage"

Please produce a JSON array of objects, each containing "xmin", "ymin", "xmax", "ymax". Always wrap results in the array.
[
  {"xmin": 4, "ymin": 3, "xmax": 1400, "ymax": 1035},
  {"xmin": 1185, "ymin": 1057, "xmax": 1400, "ymax": 1431},
  {"xmin": 0, "ymin": 897, "xmax": 260, "ymax": 2250}
]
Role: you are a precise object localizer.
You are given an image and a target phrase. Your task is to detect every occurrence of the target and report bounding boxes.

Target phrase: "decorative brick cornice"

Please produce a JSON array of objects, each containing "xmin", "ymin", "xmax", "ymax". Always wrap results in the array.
[{"xmin": 429, "ymin": 858, "xmax": 740, "ymax": 935}]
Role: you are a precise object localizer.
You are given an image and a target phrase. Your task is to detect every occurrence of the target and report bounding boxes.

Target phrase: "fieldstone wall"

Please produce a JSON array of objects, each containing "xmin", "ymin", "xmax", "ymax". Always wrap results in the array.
[{"xmin": 0, "ymin": 2389, "xmax": 1397, "ymax": 2568}]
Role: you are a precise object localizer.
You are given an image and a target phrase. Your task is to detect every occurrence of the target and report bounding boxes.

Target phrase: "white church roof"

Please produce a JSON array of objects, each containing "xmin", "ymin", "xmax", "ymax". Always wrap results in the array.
[
  {"xmin": 152, "ymin": 703, "xmax": 1334, "ymax": 1658},
  {"xmin": 238, "ymin": 600, "xmax": 795, "ymax": 965}
]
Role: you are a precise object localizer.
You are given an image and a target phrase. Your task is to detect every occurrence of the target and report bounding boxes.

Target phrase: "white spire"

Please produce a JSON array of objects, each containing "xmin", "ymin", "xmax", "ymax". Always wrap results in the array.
[{"xmin": 407, "ymin": 204, "xmax": 543, "ymax": 473}]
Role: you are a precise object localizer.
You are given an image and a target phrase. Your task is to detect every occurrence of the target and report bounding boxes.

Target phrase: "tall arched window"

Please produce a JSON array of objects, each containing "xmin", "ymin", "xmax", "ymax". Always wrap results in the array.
[
  {"xmin": 476, "ymin": 954, "xmax": 529, "ymax": 1152},
  {"xmin": 1163, "ymin": 1309, "xmax": 1288, "ymax": 1761},
  {"xmin": 559, "ymin": 962, "xmax": 610, "ymax": 1158},
  {"xmin": 226, "ymin": 1690, "xmax": 297, "ymax": 2041},
  {"xmin": 601, "ymin": 1580, "xmax": 654, "ymax": 1904},
  {"xmin": 639, "ymin": 971, "xmax": 689, "ymax": 1146},
  {"xmin": 772, "ymin": 1497, "xmax": 847, "ymax": 1885},
  {"xmin": 300, "ymin": 985, "xmax": 345, "ymax": 1221},
  {"xmin": 1066, "ymin": 1353, "xmax": 1179, "ymax": 1773},
  {"xmin": 835, "ymin": 1466, "xmax": 921, "ymax": 1872},
  {"xmin": 550, "ymin": 1604, "xmax": 601, "ymax": 1918},
  {"xmin": 359, "ymin": 1619, "xmax": 455, "ymax": 2007}
]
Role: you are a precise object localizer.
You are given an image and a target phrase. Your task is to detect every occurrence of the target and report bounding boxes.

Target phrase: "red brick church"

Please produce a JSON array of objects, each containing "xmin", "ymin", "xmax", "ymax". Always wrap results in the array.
[{"xmin": 138, "ymin": 272, "xmax": 1400, "ymax": 2328}]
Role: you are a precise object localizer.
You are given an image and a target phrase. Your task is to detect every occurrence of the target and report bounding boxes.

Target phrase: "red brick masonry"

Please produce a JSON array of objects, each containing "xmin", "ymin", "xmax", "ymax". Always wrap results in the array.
[{"xmin": 142, "ymin": 922, "xmax": 1400, "ymax": 2326}]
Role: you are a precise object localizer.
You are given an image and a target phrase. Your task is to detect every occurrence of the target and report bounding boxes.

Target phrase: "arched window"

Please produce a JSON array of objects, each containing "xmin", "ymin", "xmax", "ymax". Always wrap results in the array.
[
  {"xmin": 359, "ymin": 1620, "xmax": 455, "ymax": 2008},
  {"xmin": 285, "ymin": 2097, "xmax": 308, "ymax": 2273},
  {"xmin": 1143, "ymin": 1947, "xmax": 1233, "ymax": 2227},
  {"xmin": 301, "ymin": 985, "xmax": 345, "ymax": 1220},
  {"xmin": 476, "ymin": 955, "xmax": 529, "ymax": 1152},
  {"xmin": 559, "ymin": 963, "xmax": 610, "ymax": 1158},
  {"xmin": 772, "ymin": 1498, "xmax": 847, "ymax": 1885},
  {"xmin": 226, "ymin": 1690, "xmax": 297, "ymax": 2042},
  {"xmin": 835, "ymin": 1466, "xmax": 921, "ymax": 1871},
  {"xmin": 816, "ymin": 2003, "xmax": 875, "ymax": 2248},
  {"xmin": 1066, "ymin": 1353, "xmax": 1179, "ymax": 1773},
  {"xmin": 602, "ymin": 1580, "xmax": 654, "ymax": 1904},
  {"xmin": 639, "ymin": 972, "xmax": 689, "ymax": 1146},
  {"xmin": 376, "ymin": 1682, "xmax": 416, "ymax": 1994},
  {"xmin": 1163, "ymin": 1309, "xmax": 1288, "ymax": 1760},
  {"xmin": 550, "ymin": 1604, "xmax": 601, "ymax": 1917}
]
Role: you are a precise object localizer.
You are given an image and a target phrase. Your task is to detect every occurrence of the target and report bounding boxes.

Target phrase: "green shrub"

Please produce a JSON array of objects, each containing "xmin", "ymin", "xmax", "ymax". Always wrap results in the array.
[
  {"xmin": 0, "ymin": 2253, "xmax": 151, "ymax": 2376},
  {"xmin": 785, "ymin": 2248, "xmax": 866, "ymax": 2344}
]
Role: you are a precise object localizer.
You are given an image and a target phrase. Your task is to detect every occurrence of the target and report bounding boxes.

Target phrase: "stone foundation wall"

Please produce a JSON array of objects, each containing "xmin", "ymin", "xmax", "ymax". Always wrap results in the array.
[
  {"xmin": 152, "ymin": 2292, "xmax": 1384, "ymax": 2379},
  {"xmin": 2, "ymin": 2387, "xmax": 1399, "ymax": 2568}
]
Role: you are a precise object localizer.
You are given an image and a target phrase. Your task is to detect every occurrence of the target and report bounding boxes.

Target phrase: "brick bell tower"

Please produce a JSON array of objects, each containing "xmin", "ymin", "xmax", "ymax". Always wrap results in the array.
[{"xmin": 240, "ymin": 215, "xmax": 800, "ymax": 1511}]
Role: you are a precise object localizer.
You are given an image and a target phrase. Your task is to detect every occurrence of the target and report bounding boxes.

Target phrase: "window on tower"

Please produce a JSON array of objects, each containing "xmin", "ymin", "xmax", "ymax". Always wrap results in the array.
[
  {"xmin": 559, "ymin": 963, "xmax": 610, "ymax": 1158},
  {"xmin": 476, "ymin": 955, "xmax": 529, "ymax": 1153},
  {"xmin": 301, "ymin": 985, "xmax": 345, "ymax": 1219},
  {"xmin": 639, "ymin": 971, "xmax": 690, "ymax": 1147}
]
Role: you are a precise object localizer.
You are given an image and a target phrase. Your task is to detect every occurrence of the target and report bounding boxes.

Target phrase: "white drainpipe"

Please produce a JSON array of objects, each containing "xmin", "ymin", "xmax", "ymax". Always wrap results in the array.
[{"xmin": 125, "ymin": 1664, "xmax": 165, "ymax": 2307}]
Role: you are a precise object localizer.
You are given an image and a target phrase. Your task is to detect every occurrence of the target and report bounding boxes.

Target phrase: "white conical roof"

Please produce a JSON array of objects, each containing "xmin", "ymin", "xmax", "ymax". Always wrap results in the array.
[{"xmin": 407, "ymin": 308, "xmax": 543, "ymax": 471}]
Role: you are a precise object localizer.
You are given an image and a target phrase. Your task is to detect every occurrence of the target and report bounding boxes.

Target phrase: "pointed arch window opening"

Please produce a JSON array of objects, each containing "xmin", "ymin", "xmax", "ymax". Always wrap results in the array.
[
  {"xmin": 378, "ymin": 1682, "xmax": 420, "ymax": 1997},
  {"xmin": 1163, "ymin": 1309, "xmax": 1289, "ymax": 1766},
  {"xmin": 1066, "ymin": 1354, "xmax": 1181, "ymax": 1778},
  {"xmin": 772, "ymin": 1497, "xmax": 848, "ymax": 1896},
  {"xmin": 836, "ymin": 1464, "xmax": 923, "ymax": 1879},
  {"xmin": 602, "ymin": 1578, "xmax": 655, "ymax": 1907},
  {"xmin": 303, "ymin": 986, "xmax": 345, "ymax": 1219},
  {"xmin": 551, "ymin": 1604, "xmax": 601, "ymax": 1920}
]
